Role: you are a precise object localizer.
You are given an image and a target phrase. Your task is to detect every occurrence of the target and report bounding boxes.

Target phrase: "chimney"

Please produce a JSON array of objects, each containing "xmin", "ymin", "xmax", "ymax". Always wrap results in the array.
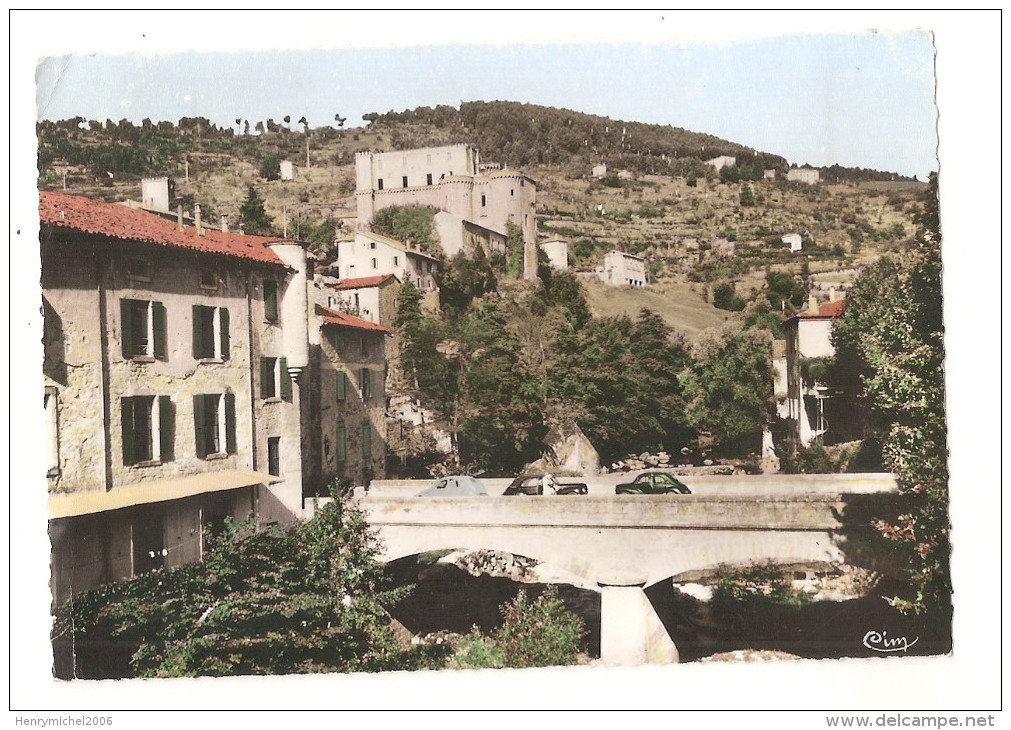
[
  {"xmin": 808, "ymin": 295, "xmax": 819, "ymax": 315},
  {"xmin": 195, "ymin": 205, "xmax": 203, "ymax": 236},
  {"xmin": 177, "ymin": 203, "xmax": 184, "ymax": 231},
  {"xmin": 220, "ymin": 214, "xmax": 229, "ymax": 233}
]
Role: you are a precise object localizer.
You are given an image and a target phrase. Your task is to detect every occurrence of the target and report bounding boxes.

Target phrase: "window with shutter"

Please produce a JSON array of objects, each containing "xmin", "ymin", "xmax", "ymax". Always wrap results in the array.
[
  {"xmin": 336, "ymin": 424, "xmax": 347, "ymax": 462},
  {"xmin": 158, "ymin": 395, "xmax": 174, "ymax": 462},
  {"xmin": 123, "ymin": 298, "xmax": 161, "ymax": 358},
  {"xmin": 280, "ymin": 357, "xmax": 292, "ymax": 399},
  {"xmin": 268, "ymin": 437, "xmax": 281, "ymax": 477},
  {"xmin": 224, "ymin": 392, "xmax": 236, "ymax": 453},
  {"xmin": 219, "ymin": 308, "xmax": 230, "ymax": 360},
  {"xmin": 121, "ymin": 396, "xmax": 157, "ymax": 465},
  {"xmin": 264, "ymin": 280, "xmax": 279, "ymax": 321},
  {"xmin": 336, "ymin": 370, "xmax": 348, "ymax": 401},
  {"xmin": 152, "ymin": 302, "xmax": 166, "ymax": 359},
  {"xmin": 362, "ymin": 423, "xmax": 372, "ymax": 457},
  {"xmin": 261, "ymin": 357, "xmax": 277, "ymax": 398}
]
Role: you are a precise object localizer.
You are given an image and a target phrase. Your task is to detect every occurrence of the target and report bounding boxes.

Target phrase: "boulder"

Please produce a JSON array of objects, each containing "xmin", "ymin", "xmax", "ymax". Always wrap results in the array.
[{"xmin": 525, "ymin": 418, "xmax": 600, "ymax": 476}]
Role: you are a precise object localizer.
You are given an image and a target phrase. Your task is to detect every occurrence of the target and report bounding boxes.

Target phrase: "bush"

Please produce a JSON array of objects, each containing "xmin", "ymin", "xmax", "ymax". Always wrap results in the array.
[{"xmin": 493, "ymin": 588, "xmax": 585, "ymax": 668}]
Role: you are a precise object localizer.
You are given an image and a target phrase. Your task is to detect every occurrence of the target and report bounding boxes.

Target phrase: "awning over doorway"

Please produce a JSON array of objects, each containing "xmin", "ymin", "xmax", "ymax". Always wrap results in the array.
[{"xmin": 47, "ymin": 469, "xmax": 282, "ymax": 520}]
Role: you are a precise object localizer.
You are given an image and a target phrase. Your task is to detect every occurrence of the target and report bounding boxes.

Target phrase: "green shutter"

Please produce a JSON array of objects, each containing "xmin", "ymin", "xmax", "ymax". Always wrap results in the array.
[
  {"xmin": 362, "ymin": 423, "xmax": 372, "ymax": 456},
  {"xmin": 280, "ymin": 357, "xmax": 292, "ymax": 399},
  {"xmin": 158, "ymin": 395, "xmax": 173, "ymax": 462},
  {"xmin": 224, "ymin": 392, "xmax": 236, "ymax": 454},
  {"xmin": 337, "ymin": 370, "xmax": 347, "ymax": 401},
  {"xmin": 219, "ymin": 308, "xmax": 230, "ymax": 360},
  {"xmin": 264, "ymin": 280, "xmax": 278, "ymax": 320},
  {"xmin": 121, "ymin": 298, "xmax": 134, "ymax": 358},
  {"xmin": 152, "ymin": 302, "xmax": 167, "ymax": 359},
  {"xmin": 336, "ymin": 331, "xmax": 346, "ymax": 355},
  {"xmin": 337, "ymin": 424, "xmax": 346, "ymax": 462},
  {"xmin": 193, "ymin": 394, "xmax": 207, "ymax": 458},
  {"xmin": 192, "ymin": 304, "xmax": 204, "ymax": 359},
  {"xmin": 121, "ymin": 398, "xmax": 135, "ymax": 465},
  {"xmin": 260, "ymin": 357, "xmax": 273, "ymax": 398}
]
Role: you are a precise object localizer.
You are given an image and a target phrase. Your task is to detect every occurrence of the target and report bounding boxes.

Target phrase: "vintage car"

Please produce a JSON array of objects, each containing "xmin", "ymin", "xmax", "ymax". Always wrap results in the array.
[
  {"xmin": 615, "ymin": 470, "xmax": 691, "ymax": 495},
  {"xmin": 416, "ymin": 475, "xmax": 489, "ymax": 497},
  {"xmin": 502, "ymin": 474, "xmax": 588, "ymax": 496}
]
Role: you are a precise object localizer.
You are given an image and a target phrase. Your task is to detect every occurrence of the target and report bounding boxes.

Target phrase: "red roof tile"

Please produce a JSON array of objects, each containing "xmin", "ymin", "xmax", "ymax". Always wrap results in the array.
[
  {"xmin": 39, "ymin": 190, "xmax": 287, "ymax": 267},
  {"xmin": 315, "ymin": 304, "xmax": 394, "ymax": 335},
  {"xmin": 797, "ymin": 299, "xmax": 847, "ymax": 319},
  {"xmin": 332, "ymin": 274, "xmax": 398, "ymax": 290}
]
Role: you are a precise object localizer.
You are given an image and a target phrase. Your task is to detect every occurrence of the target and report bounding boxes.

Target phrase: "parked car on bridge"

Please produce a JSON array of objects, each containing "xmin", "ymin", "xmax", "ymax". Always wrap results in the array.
[
  {"xmin": 503, "ymin": 474, "xmax": 588, "ymax": 496},
  {"xmin": 615, "ymin": 471, "xmax": 691, "ymax": 495},
  {"xmin": 417, "ymin": 475, "xmax": 488, "ymax": 497}
]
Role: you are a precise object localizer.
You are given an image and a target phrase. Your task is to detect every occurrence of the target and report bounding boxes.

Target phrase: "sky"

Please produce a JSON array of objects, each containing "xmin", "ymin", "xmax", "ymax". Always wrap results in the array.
[
  {"xmin": 7, "ymin": 8, "xmax": 1006, "ymax": 717},
  {"xmin": 32, "ymin": 17, "xmax": 938, "ymax": 179}
]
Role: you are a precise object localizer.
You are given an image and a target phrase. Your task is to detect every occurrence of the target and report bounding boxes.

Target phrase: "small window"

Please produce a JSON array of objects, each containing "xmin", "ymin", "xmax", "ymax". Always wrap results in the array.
[
  {"xmin": 120, "ymin": 298, "xmax": 166, "ymax": 359},
  {"xmin": 199, "ymin": 268, "xmax": 218, "ymax": 290},
  {"xmin": 336, "ymin": 369, "xmax": 349, "ymax": 401},
  {"xmin": 267, "ymin": 437, "xmax": 281, "ymax": 477},
  {"xmin": 45, "ymin": 388, "xmax": 60, "ymax": 475},
  {"xmin": 370, "ymin": 258, "xmax": 377, "ymax": 269},
  {"xmin": 263, "ymin": 280, "xmax": 279, "ymax": 321},
  {"xmin": 122, "ymin": 395, "xmax": 173, "ymax": 465},
  {"xmin": 193, "ymin": 392, "xmax": 235, "ymax": 458},
  {"xmin": 359, "ymin": 368, "xmax": 373, "ymax": 399},
  {"xmin": 336, "ymin": 331, "xmax": 347, "ymax": 356},
  {"xmin": 393, "ymin": 255, "xmax": 399, "ymax": 266},
  {"xmin": 261, "ymin": 357, "xmax": 292, "ymax": 400},
  {"xmin": 126, "ymin": 258, "xmax": 152, "ymax": 282},
  {"xmin": 426, "ymin": 173, "xmax": 433, "ymax": 186},
  {"xmin": 362, "ymin": 423, "xmax": 372, "ymax": 457},
  {"xmin": 336, "ymin": 424, "xmax": 347, "ymax": 462},
  {"xmin": 377, "ymin": 178, "xmax": 384, "ymax": 190},
  {"xmin": 192, "ymin": 305, "xmax": 230, "ymax": 360},
  {"xmin": 369, "ymin": 240, "xmax": 377, "ymax": 250},
  {"xmin": 481, "ymin": 194, "xmax": 486, "ymax": 207},
  {"xmin": 402, "ymin": 176, "xmax": 408, "ymax": 188}
]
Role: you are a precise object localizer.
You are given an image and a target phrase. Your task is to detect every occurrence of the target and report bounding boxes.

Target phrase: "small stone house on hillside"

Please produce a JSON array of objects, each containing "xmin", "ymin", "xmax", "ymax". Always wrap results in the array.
[
  {"xmin": 41, "ymin": 191, "xmax": 311, "ymax": 603},
  {"xmin": 597, "ymin": 250, "xmax": 649, "ymax": 287},
  {"xmin": 787, "ymin": 167, "xmax": 820, "ymax": 185},
  {"xmin": 539, "ymin": 238, "xmax": 570, "ymax": 272}
]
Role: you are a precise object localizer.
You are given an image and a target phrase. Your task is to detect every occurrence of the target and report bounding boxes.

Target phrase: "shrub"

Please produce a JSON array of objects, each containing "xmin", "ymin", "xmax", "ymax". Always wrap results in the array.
[{"xmin": 493, "ymin": 588, "xmax": 584, "ymax": 668}]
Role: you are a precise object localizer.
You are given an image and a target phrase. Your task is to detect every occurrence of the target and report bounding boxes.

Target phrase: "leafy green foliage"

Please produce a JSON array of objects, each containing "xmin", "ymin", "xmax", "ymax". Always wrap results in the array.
[
  {"xmin": 493, "ymin": 588, "xmax": 585, "ymax": 668},
  {"xmin": 679, "ymin": 325, "xmax": 774, "ymax": 457},
  {"xmin": 53, "ymin": 488, "xmax": 433, "ymax": 677},
  {"xmin": 712, "ymin": 282, "xmax": 746, "ymax": 312},
  {"xmin": 371, "ymin": 205, "xmax": 440, "ymax": 255},
  {"xmin": 238, "ymin": 185, "xmax": 274, "ymax": 235},
  {"xmin": 505, "ymin": 222, "xmax": 525, "ymax": 278},
  {"xmin": 829, "ymin": 174, "xmax": 948, "ymax": 617},
  {"xmin": 739, "ymin": 183, "xmax": 756, "ymax": 207}
]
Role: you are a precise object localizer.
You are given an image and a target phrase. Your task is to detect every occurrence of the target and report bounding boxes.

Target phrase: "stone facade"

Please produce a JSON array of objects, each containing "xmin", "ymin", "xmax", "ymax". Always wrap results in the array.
[
  {"xmin": 596, "ymin": 250, "xmax": 649, "ymax": 287},
  {"xmin": 354, "ymin": 144, "xmax": 537, "ymax": 279},
  {"xmin": 333, "ymin": 231, "xmax": 440, "ymax": 298},
  {"xmin": 787, "ymin": 167, "xmax": 820, "ymax": 185},
  {"xmin": 539, "ymin": 238, "xmax": 569, "ymax": 271},
  {"xmin": 41, "ymin": 191, "xmax": 310, "ymax": 602}
]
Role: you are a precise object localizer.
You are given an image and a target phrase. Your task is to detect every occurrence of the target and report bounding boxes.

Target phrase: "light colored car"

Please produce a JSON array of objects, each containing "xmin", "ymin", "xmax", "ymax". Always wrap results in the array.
[{"xmin": 416, "ymin": 475, "xmax": 489, "ymax": 497}]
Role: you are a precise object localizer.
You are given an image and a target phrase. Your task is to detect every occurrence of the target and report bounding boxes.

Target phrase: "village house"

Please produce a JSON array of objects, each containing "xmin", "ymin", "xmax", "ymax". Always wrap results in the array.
[
  {"xmin": 332, "ymin": 230, "xmax": 440, "ymax": 305},
  {"xmin": 279, "ymin": 160, "xmax": 297, "ymax": 181},
  {"xmin": 354, "ymin": 143, "xmax": 538, "ymax": 279},
  {"xmin": 539, "ymin": 237, "xmax": 570, "ymax": 272},
  {"xmin": 781, "ymin": 293, "xmax": 854, "ymax": 447},
  {"xmin": 300, "ymin": 303, "xmax": 393, "ymax": 494},
  {"xmin": 787, "ymin": 167, "xmax": 821, "ymax": 185},
  {"xmin": 596, "ymin": 250, "xmax": 649, "ymax": 287},
  {"xmin": 317, "ymin": 273, "xmax": 402, "ymax": 327},
  {"xmin": 782, "ymin": 232, "xmax": 803, "ymax": 252},
  {"xmin": 41, "ymin": 190, "xmax": 311, "ymax": 603}
]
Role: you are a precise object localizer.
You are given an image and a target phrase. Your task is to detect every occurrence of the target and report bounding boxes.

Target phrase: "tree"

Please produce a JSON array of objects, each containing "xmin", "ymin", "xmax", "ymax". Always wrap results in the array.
[
  {"xmin": 830, "ymin": 173, "xmax": 948, "ymax": 617},
  {"xmin": 53, "ymin": 489, "xmax": 439, "ymax": 677},
  {"xmin": 713, "ymin": 282, "xmax": 746, "ymax": 311},
  {"xmin": 679, "ymin": 324, "xmax": 774, "ymax": 457},
  {"xmin": 239, "ymin": 186, "xmax": 274, "ymax": 235},
  {"xmin": 739, "ymin": 183, "xmax": 756, "ymax": 207}
]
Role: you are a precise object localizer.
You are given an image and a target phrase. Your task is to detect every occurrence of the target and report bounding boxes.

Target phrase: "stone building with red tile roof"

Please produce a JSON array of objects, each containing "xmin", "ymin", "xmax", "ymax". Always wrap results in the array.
[{"xmin": 40, "ymin": 191, "xmax": 313, "ymax": 602}]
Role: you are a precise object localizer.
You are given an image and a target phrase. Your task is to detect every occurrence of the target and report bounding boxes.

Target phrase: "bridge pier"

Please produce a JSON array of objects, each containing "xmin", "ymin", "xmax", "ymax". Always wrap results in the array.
[{"xmin": 598, "ymin": 575, "xmax": 679, "ymax": 665}]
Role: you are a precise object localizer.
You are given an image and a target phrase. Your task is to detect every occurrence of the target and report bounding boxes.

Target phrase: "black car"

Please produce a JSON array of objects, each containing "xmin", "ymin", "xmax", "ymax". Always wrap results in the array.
[
  {"xmin": 615, "ymin": 471, "xmax": 691, "ymax": 495},
  {"xmin": 503, "ymin": 474, "xmax": 588, "ymax": 496}
]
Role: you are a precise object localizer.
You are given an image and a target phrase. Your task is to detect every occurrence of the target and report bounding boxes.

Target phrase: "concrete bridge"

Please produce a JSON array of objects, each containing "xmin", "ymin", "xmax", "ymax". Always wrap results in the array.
[{"xmin": 356, "ymin": 473, "xmax": 901, "ymax": 664}]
